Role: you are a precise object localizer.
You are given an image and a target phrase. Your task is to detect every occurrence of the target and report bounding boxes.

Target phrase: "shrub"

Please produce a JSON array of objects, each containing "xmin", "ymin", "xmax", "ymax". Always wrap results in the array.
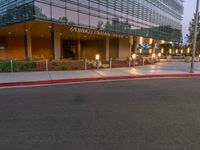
[
  {"xmin": 51, "ymin": 60, "xmax": 58, "ymax": 66},
  {"xmin": 104, "ymin": 60, "xmax": 110, "ymax": 64},
  {"xmin": 0, "ymin": 60, "xmax": 37, "ymax": 72},
  {"xmin": 49, "ymin": 56, "xmax": 54, "ymax": 62},
  {"xmin": 61, "ymin": 65, "xmax": 68, "ymax": 70},
  {"xmin": 72, "ymin": 66, "xmax": 79, "ymax": 70},
  {"xmin": 0, "ymin": 61, "xmax": 11, "ymax": 72}
]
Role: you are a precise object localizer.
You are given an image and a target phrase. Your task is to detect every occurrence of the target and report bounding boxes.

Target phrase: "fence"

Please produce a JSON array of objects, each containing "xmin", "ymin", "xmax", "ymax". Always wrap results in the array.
[{"xmin": 0, "ymin": 57, "xmax": 161, "ymax": 73}]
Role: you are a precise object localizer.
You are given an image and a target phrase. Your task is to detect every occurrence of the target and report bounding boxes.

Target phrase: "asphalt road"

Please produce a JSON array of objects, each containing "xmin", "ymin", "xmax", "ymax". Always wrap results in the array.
[{"xmin": 1, "ymin": 78, "xmax": 200, "ymax": 150}]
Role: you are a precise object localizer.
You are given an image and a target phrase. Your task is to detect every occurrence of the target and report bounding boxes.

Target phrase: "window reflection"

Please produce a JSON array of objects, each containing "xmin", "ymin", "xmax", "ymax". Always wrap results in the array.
[{"xmin": 0, "ymin": 0, "xmax": 183, "ymax": 42}]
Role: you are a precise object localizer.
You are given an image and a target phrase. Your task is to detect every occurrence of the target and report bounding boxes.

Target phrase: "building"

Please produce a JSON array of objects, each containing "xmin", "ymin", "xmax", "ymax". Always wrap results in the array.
[{"xmin": 0, "ymin": 0, "xmax": 184, "ymax": 60}]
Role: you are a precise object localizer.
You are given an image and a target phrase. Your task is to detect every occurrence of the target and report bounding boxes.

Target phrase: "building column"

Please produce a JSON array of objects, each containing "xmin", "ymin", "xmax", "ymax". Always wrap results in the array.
[
  {"xmin": 77, "ymin": 40, "xmax": 81, "ymax": 60},
  {"xmin": 129, "ymin": 36, "xmax": 133, "ymax": 56},
  {"xmin": 51, "ymin": 28, "xmax": 61, "ymax": 60},
  {"xmin": 24, "ymin": 30, "xmax": 32, "ymax": 59},
  {"xmin": 106, "ymin": 37, "xmax": 110, "ymax": 61}
]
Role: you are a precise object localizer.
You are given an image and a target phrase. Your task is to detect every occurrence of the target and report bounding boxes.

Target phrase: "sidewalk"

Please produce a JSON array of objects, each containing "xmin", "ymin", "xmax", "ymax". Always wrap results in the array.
[{"xmin": 1, "ymin": 62, "xmax": 200, "ymax": 87}]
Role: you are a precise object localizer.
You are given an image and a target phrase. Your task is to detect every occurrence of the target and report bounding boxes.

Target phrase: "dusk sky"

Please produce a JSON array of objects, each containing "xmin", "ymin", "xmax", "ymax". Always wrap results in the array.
[{"xmin": 183, "ymin": 0, "xmax": 196, "ymax": 42}]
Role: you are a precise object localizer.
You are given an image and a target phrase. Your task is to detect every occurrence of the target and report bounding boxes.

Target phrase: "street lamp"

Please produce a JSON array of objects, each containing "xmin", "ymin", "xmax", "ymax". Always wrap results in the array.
[{"xmin": 190, "ymin": 0, "xmax": 200, "ymax": 73}]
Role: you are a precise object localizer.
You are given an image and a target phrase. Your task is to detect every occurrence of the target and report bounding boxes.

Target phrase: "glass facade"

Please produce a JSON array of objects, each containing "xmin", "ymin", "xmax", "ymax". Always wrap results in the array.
[
  {"xmin": 0, "ymin": 0, "xmax": 34, "ymax": 26},
  {"xmin": 0, "ymin": 0, "xmax": 183, "ymax": 42}
]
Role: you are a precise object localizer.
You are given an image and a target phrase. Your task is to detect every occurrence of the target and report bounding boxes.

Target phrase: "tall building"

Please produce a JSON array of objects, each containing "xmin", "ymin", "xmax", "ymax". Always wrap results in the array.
[{"xmin": 0, "ymin": 0, "xmax": 184, "ymax": 60}]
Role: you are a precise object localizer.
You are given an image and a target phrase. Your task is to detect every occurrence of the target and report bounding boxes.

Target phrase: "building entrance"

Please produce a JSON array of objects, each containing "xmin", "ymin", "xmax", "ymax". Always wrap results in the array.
[{"xmin": 63, "ymin": 40, "xmax": 77, "ymax": 59}]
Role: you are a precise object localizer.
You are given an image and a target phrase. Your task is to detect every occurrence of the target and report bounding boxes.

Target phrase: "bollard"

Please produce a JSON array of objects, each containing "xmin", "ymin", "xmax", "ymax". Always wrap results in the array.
[
  {"xmin": 133, "ymin": 59, "xmax": 136, "ymax": 67},
  {"xmin": 84, "ymin": 58, "xmax": 87, "ymax": 70},
  {"xmin": 151, "ymin": 58, "xmax": 154, "ymax": 64},
  {"xmin": 95, "ymin": 54, "xmax": 100, "ymax": 70},
  {"xmin": 142, "ymin": 58, "xmax": 145, "ymax": 66},
  {"xmin": 96, "ymin": 59, "xmax": 99, "ymax": 70},
  {"xmin": 10, "ymin": 59, "xmax": 13, "ymax": 72},
  {"xmin": 128, "ymin": 58, "xmax": 131, "ymax": 67},
  {"xmin": 46, "ymin": 59, "xmax": 48, "ymax": 72},
  {"xmin": 109, "ymin": 58, "xmax": 112, "ymax": 69},
  {"xmin": 132, "ymin": 54, "xmax": 136, "ymax": 67}
]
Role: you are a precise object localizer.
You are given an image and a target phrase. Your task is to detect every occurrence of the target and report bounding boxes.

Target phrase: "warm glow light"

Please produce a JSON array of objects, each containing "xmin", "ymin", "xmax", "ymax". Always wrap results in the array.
[
  {"xmin": 96, "ymin": 54, "xmax": 100, "ymax": 60},
  {"xmin": 132, "ymin": 54, "xmax": 136, "ymax": 59},
  {"xmin": 158, "ymin": 53, "xmax": 161, "ymax": 57},
  {"xmin": 199, "ymin": 54, "xmax": 200, "ymax": 58},
  {"xmin": 139, "ymin": 37, "xmax": 143, "ymax": 44},
  {"xmin": 187, "ymin": 48, "xmax": 190, "ymax": 54},
  {"xmin": 161, "ymin": 48, "xmax": 164, "ymax": 53},
  {"xmin": 139, "ymin": 49, "xmax": 142, "ymax": 54},
  {"xmin": 149, "ymin": 38, "xmax": 153, "ymax": 44},
  {"xmin": 152, "ymin": 53, "xmax": 156, "ymax": 58},
  {"xmin": 169, "ymin": 49, "xmax": 172, "ymax": 54},
  {"xmin": 149, "ymin": 49, "xmax": 152, "ymax": 54},
  {"xmin": 161, "ymin": 40, "xmax": 165, "ymax": 44},
  {"xmin": 170, "ymin": 41, "xmax": 172, "ymax": 44},
  {"xmin": 181, "ymin": 49, "xmax": 183, "ymax": 54},
  {"xmin": 176, "ymin": 49, "xmax": 178, "ymax": 54}
]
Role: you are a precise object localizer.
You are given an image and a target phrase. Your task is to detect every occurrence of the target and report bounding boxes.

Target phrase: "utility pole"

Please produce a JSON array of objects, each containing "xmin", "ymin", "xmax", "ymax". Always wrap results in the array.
[{"xmin": 190, "ymin": 0, "xmax": 200, "ymax": 73}]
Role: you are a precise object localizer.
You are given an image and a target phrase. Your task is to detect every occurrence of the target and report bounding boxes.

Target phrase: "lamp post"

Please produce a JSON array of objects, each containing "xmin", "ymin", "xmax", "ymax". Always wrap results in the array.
[
  {"xmin": 158, "ymin": 53, "xmax": 161, "ymax": 62},
  {"xmin": 96, "ymin": 54, "xmax": 100, "ymax": 69},
  {"xmin": 190, "ymin": 0, "xmax": 200, "ymax": 73},
  {"xmin": 152, "ymin": 53, "xmax": 155, "ymax": 64},
  {"xmin": 132, "ymin": 54, "xmax": 136, "ymax": 67}
]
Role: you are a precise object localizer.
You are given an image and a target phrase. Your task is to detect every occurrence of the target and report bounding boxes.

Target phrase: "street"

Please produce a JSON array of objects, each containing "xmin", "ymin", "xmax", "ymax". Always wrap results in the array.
[{"xmin": 1, "ymin": 78, "xmax": 200, "ymax": 150}]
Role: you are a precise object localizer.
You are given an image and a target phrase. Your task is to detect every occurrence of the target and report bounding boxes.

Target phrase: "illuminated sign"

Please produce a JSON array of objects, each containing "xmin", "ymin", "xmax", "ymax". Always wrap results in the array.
[{"xmin": 70, "ymin": 27, "xmax": 124, "ymax": 38}]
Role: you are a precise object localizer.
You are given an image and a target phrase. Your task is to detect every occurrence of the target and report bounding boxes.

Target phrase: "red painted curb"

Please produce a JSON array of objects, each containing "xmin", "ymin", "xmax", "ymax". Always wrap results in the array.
[{"xmin": 1, "ymin": 74, "xmax": 200, "ymax": 87}]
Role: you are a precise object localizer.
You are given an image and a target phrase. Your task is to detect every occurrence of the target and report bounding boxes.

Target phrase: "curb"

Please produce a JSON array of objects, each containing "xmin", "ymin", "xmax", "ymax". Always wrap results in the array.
[{"xmin": 1, "ymin": 74, "xmax": 200, "ymax": 88}]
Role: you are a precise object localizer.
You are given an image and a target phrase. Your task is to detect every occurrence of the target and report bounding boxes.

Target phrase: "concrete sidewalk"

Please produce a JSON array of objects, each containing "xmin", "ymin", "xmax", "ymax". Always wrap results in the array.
[{"xmin": 0, "ymin": 62, "xmax": 200, "ymax": 86}]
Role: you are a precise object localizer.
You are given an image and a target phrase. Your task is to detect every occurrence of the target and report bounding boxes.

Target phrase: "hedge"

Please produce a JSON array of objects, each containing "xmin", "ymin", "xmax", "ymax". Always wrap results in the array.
[{"xmin": 0, "ymin": 60, "xmax": 37, "ymax": 72}]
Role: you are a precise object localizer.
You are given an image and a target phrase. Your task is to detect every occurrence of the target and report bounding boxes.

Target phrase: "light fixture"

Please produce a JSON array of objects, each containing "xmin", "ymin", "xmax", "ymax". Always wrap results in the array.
[
  {"xmin": 149, "ymin": 38, "xmax": 153, "ymax": 44},
  {"xmin": 169, "ymin": 49, "xmax": 172, "ymax": 54},
  {"xmin": 161, "ymin": 40, "xmax": 165, "ymax": 44},
  {"xmin": 187, "ymin": 48, "xmax": 190, "ymax": 54},
  {"xmin": 48, "ymin": 25, "xmax": 52, "ymax": 29},
  {"xmin": 149, "ymin": 49, "xmax": 152, "ymax": 54},
  {"xmin": 152, "ymin": 53, "xmax": 156, "ymax": 58},
  {"xmin": 181, "ymin": 49, "xmax": 183, "ymax": 54},
  {"xmin": 96, "ymin": 54, "xmax": 100, "ymax": 60},
  {"xmin": 139, "ymin": 49, "xmax": 142, "ymax": 54},
  {"xmin": 132, "ymin": 54, "xmax": 136, "ymax": 59},
  {"xmin": 161, "ymin": 48, "xmax": 164, "ymax": 54},
  {"xmin": 158, "ymin": 53, "xmax": 161, "ymax": 57},
  {"xmin": 139, "ymin": 37, "xmax": 143, "ymax": 44},
  {"xmin": 170, "ymin": 41, "xmax": 172, "ymax": 44},
  {"xmin": 176, "ymin": 49, "xmax": 178, "ymax": 54}
]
